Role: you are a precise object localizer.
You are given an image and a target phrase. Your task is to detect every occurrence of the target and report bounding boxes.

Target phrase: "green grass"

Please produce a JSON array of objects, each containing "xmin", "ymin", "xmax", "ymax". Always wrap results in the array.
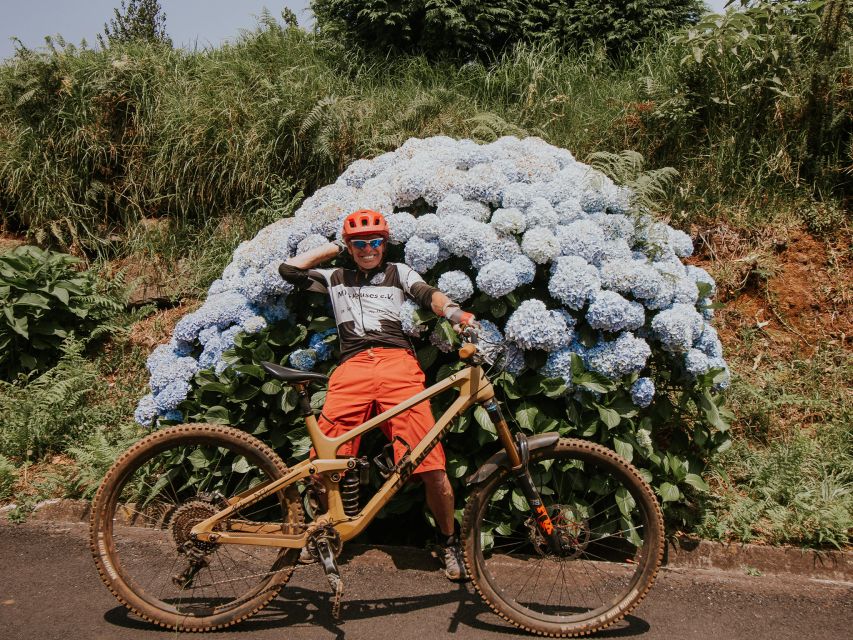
[
  {"xmin": 699, "ymin": 344, "xmax": 853, "ymax": 548},
  {"xmin": 1, "ymin": 14, "xmax": 848, "ymax": 252}
]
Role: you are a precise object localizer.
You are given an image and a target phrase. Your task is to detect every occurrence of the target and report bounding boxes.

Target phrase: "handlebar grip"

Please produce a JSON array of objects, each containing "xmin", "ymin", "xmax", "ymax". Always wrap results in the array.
[{"xmin": 458, "ymin": 343, "xmax": 477, "ymax": 360}]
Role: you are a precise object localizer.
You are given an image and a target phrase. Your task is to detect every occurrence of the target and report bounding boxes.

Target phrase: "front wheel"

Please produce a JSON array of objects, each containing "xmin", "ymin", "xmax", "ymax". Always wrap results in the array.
[{"xmin": 462, "ymin": 438, "xmax": 664, "ymax": 637}]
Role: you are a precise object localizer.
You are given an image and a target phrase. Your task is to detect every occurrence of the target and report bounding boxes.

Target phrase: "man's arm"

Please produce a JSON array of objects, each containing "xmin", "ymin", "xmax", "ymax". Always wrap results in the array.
[
  {"xmin": 430, "ymin": 290, "xmax": 476, "ymax": 327},
  {"xmin": 285, "ymin": 241, "xmax": 343, "ymax": 269}
]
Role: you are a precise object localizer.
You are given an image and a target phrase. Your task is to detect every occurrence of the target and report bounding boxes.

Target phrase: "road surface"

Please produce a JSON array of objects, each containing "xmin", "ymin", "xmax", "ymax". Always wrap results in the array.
[{"xmin": 0, "ymin": 521, "xmax": 850, "ymax": 640}]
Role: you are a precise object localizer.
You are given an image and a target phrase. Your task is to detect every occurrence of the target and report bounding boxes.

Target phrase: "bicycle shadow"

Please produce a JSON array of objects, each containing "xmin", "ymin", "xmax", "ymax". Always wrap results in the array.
[{"xmin": 104, "ymin": 582, "xmax": 651, "ymax": 638}]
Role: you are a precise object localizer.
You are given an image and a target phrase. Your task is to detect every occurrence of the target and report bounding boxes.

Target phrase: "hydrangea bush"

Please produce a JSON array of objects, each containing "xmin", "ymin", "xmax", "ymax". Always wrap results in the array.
[{"xmin": 137, "ymin": 136, "xmax": 732, "ymax": 525}]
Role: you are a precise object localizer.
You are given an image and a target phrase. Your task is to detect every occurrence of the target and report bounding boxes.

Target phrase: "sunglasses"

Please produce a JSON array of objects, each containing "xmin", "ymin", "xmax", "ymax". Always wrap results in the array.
[{"xmin": 349, "ymin": 238, "xmax": 385, "ymax": 250}]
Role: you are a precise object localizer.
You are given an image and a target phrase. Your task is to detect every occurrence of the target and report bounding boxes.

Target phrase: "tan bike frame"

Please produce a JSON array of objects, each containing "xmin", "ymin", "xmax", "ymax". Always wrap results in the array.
[{"xmin": 190, "ymin": 355, "xmax": 510, "ymax": 549}]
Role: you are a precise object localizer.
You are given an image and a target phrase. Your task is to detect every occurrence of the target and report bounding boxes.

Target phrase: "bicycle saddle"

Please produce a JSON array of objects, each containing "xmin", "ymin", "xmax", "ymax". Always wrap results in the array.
[{"xmin": 261, "ymin": 361, "xmax": 329, "ymax": 385}]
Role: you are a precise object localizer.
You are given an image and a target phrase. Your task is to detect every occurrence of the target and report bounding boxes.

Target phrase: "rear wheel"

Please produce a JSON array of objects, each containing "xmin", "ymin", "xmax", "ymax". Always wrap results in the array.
[
  {"xmin": 462, "ymin": 438, "xmax": 664, "ymax": 637},
  {"xmin": 90, "ymin": 424, "xmax": 305, "ymax": 631}
]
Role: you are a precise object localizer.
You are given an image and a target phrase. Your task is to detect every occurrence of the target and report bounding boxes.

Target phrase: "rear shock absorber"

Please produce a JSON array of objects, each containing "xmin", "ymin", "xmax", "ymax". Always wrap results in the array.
[{"xmin": 341, "ymin": 458, "xmax": 370, "ymax": 517}]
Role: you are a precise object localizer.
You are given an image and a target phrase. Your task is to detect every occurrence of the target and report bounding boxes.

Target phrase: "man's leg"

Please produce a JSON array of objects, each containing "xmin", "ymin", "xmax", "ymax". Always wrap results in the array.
[{"xmin": 420, "ymin": 469, "xmax": 455, "ymax": 536}]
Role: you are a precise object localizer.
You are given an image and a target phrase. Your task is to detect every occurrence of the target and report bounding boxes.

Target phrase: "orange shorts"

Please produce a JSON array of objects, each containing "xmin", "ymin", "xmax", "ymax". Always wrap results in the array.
[{"xmin": 316, "ymin": 347, "xmax": 445, "ymax": 474}]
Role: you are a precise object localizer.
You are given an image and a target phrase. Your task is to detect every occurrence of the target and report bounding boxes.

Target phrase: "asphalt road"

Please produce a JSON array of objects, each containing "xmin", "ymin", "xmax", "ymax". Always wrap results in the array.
[{"xmin": 1, "ymin": 521, "xmax": 850, "ymax": 640}]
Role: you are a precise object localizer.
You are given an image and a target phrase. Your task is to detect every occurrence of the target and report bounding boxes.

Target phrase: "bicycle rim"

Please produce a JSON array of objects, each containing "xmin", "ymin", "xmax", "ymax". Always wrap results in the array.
[
  {"xmin": 463, "ymin": 438, "xmax": 664, "ymax": 637},
  {"xmin": 90, "ymin": 424, "xmax": 305, "ymax": 631}
]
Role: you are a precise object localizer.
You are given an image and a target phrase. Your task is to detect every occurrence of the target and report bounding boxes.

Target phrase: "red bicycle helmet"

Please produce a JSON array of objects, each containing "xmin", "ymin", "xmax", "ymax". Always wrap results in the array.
[{"xmin": 342, "ymin": 209, "xmax": 389, "ymax": 240}]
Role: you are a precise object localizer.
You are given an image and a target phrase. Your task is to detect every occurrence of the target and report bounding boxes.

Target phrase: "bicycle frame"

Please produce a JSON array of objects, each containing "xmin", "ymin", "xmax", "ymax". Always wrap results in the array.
[{"xmin": 190, "ymin": 360, "xmax": 501, "ymax": 549}]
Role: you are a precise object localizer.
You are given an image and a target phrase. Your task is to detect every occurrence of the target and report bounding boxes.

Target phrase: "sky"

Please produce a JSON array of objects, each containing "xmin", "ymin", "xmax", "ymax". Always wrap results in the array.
[{"xmin": 0, "ymin": 0, "xmax": 731, "ymax": 63}]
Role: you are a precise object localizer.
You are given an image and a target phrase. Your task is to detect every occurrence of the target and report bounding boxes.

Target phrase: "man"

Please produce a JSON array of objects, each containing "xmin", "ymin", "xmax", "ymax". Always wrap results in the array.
[{"xmin": 278, "ymin": 209, "xmax": 476, "ymax": 580}]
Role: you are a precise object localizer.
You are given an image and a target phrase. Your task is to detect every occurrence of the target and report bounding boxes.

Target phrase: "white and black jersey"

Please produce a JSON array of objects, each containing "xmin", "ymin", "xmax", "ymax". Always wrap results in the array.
[{"xmin": 279, "ymin": 261, "xmax": 438, "ymax": 362}]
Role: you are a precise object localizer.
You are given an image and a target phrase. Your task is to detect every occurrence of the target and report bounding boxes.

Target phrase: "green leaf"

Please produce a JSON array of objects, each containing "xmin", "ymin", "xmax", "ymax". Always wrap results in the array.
[
  {"xmin": 597, "ymin": 405, "xmax": 621, "ymax": 429},
  {"xmin": 232, "ymin": 456, "xmax": 253, "ymax": 474},
  {"xmin": 474, "ymin": 405, "xmax": 496, "ymax": 435},
  {"xmin": 307, "ymin": 316, "xmax": 336, "ymax": 331},
  {"xmin": 615, "ymin": 486, "xmax": 636, "ymax": 516},
  {"xmin": 261, "ymin": 380, "xmax": 282, "ymax": 395},
  {"xmin": 416, "ymin": 345, "xmax": 438, "ymax": 370},
  {"xmin": 514, "ymin": 403, "xmax": 538, "ymax": 431},
  {"xmin": 205, "ymin": 406, "xmax": 231, "ymax": 424},
  {"xmin": 188, "ymin": 449, "xmax": 211, "ymax": 469},
  {"xmin": 684, "ymin": 473, "xmax": 710, "ymax": 492},
  {"xmin": 510, "ymin": 489, "xmax": 528, "ymax": 512},
  {"xmin": 658, "ymin": 482, "xmax": 680, "ymax": 503},
  {"xmin": 612, "ymin": 436, "xmax": 634, "ymax": 462},
  {"xmin": 539, "ymin": 377, "xmax": 567, "ymax": 398},
  {"xmin": 699, "ymin": 390, "xmax": 729, "ymax": 432}
]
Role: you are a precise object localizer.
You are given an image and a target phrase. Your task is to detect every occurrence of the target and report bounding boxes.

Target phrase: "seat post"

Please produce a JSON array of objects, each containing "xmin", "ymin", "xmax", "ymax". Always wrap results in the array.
[{"xmin": 293, "ymin": 382, "xmax": 313, "ymax": 417}]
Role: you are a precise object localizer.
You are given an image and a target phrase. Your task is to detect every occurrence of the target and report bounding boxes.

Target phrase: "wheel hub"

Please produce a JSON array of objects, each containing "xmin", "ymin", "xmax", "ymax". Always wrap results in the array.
[
  {"xmin": 169, "ymin": 499, "xmax": 222, "ymax": 552},
  {"xmin": 527, "ymin": 504, "xmax": 591, "ymax": 559}
]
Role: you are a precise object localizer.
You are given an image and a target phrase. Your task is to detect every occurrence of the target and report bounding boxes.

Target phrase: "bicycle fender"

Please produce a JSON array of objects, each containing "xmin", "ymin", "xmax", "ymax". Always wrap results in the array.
[{"xmin": 465, "ymin": 433, "xmax": 560, "ymax": 486}]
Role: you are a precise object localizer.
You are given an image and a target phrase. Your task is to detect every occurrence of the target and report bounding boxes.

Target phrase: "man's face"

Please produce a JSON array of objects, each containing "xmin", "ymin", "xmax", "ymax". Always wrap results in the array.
[{"xmin": 347, "ymin": 235, "xmax": 386, "ymax": 271}]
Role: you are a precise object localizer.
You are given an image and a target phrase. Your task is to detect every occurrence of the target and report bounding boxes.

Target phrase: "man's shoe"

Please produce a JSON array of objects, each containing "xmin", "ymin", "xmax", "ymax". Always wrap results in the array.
[{"xmin": 439, "ymin": 535, "xmax": 469, "ymax": 582}]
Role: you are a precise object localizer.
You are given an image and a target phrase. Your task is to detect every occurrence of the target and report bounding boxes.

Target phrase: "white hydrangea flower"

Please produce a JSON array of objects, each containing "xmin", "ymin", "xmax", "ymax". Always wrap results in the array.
[
  {"xmin": 437, "ymin": 270, "xmax": 474, "ymax": 303},
  {"xmin": 586, "ymin": 290, "xmax": 646, "ymax": 333},
  {"xmin": 505, "ymin": 299, "xmax": 573, "ymax": 351},
  {"xmin": 549, "ymin": 256, "xmax": 601, "ymax": 310},
  {"xmin": 521, "ymin": 226, "xmax": 560, "ymax": 264},
  {"xmin": 387, "ymin": 211, "xmax": 417, "ymax": 244},
  {"xmin": 556, "ymin": 219, "xmax": 605, "ymax": 263},
  {"xmin": 490, "ymin": 207, "xmax": 527, "ymax": 235},
  {"xmin": 476, "ymin": 260, "xmax": 520, "ymax": 298},
  {"xmin": 404, "ymin": 236, "xmax": 441, "ymax": 273}
]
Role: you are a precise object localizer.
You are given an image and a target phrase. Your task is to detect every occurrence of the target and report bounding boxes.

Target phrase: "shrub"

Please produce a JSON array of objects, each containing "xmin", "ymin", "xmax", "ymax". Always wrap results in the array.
[
  {"xmin": 311, "ymin": 0, "xmax": 702, "ymax": 60},
  {"xmin": 137, "ymin": 136, "xmax": 732, "ymax": 529},
  {"xmin": 0, "ymin": 342, "xmax": 98, "ymax": 460},
  {"xmin": 0, "ymin": 455, "xmax": 16, "ymax": 501},
  {"xmin": 0, "ymin": 246, "xmax": 124, "ymax": 379}
]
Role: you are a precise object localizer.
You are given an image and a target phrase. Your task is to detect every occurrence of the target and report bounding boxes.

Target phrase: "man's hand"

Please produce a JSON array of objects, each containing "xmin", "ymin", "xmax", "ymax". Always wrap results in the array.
[{"xmin": 446, "ymin": 306, "xmax": 479, "ymax": 334}]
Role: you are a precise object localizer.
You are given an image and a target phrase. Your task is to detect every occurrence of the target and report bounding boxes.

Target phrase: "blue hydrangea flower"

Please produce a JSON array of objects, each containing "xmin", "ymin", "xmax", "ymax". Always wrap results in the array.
[
  {"xmin": 548, "ymin": 256, "xmax": 601, "ymax": 310},
  {"xmin": 554, "ymin": 199, "xmax": 585, "ymax": 224},
  {"xmin": 429, "ymin": 325, "xmax": 455, "ymax": 353},
  {"xmin": 630, "ymin": 377, "xmax": 655, "ymax": 408},
  {"xmin": 134, "ymin": 394, "xmax": 158, "ymax": 426},
  {"xmin": 586, "ymin": 290, "xmax": 646, "ymax": 333},
  {"xmin": 153, "ymin": 379, "xmax": 191, "ymax": 413},
  {"xmin": 404, "ymin": 236, "xmax": 441, "ymax": 273},
  {"xmin": 415, "ymin": 213, "xmax": 442, "ymax": 240},
  {"xmin": 511, "ymin": 254, "xmax": 537, "ymax": 286},
  {"xmin": 289, "ymin": 349, "xmax": 317, "ymax": 371},
  {"xmin": 521, "ymin": 226, "xmax": 561, "ymax": 264},
  {"xmin": 695, "ymin": 324, "xmax": 723, "ymax": 358},
  {"xmin": 490, "ymin": 207, "xmax": 527, "ymax": 235},
  {"xmin": 556, "ymin": 219, "xmax": 605, "ymax": 263},
  {"xmin": 438, "ymin": 270, "xmax": 474, "ymax": 303},
  {"xmin": 309, "ymin": 328, "xmax": 337, "ymax": 362},
  {"xmin": 585, "ymin": 332, "xmax": 651, "ymax": 380},
  {"xmin": 387, "ymin": 212, "xmax": 417, "ymax": 244},
  {"xmin": 686, "ymin": 265, "xmax": 717, "ymax": 298},
  {"xmin": 241, "ymin": 315, "xmax": 268, "ymax": 334},
  {"xmin": 651, "ymin": 303, "xmax": 705, "ymax": 352},
  {"xmin": 524, "ymin": 197, "xmax": 559, "ymax": 228},
  {"xmin": 476, "ymin": 260, "xmax": 519, "ymax": 298},
  {"xmin": 505, "ymin": 299, "xmax": 573, "ymax": 351},
  {"xmin": 684, "ymin": 348, "xmax": 711, "ymax": 376},
  {"xmin": 542, "ymin": 347, "xmax": 578, "ymax": 387},
  {"xmin": 296, "ymin": 233, "xmax": 332, "ymax": 255},
  {"xmin": 668, "ymin": 228, "xmax": 694, "ymax": 258},
  {"xmin": 399, "ymin": 299, "xmax": 427, "ymax": 336}
]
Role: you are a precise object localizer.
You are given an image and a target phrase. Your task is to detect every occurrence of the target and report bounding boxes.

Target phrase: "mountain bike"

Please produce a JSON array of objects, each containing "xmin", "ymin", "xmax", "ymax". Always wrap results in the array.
[{"xmin": 90, "ymin": 331, "xmax": 664, "ymax": 636}]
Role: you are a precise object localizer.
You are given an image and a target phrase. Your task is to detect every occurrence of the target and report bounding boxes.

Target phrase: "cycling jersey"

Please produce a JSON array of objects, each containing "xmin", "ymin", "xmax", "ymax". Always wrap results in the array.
[{"xmin": 279, "ymin": 261, "xmax": 438, "ymax": 362}]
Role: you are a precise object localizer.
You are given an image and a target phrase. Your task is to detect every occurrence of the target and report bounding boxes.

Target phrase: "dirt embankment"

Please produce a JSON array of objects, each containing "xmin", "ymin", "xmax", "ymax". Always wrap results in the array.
[{"xmin": 691, "ymin": 225, "xmax": 852, "ymax": 361}]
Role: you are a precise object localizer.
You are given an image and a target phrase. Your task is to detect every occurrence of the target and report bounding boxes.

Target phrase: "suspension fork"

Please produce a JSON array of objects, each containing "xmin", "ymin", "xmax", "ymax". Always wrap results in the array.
[{"xmin": 482, "ymin": 399, "xmax": 568, "ymax": 555}]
